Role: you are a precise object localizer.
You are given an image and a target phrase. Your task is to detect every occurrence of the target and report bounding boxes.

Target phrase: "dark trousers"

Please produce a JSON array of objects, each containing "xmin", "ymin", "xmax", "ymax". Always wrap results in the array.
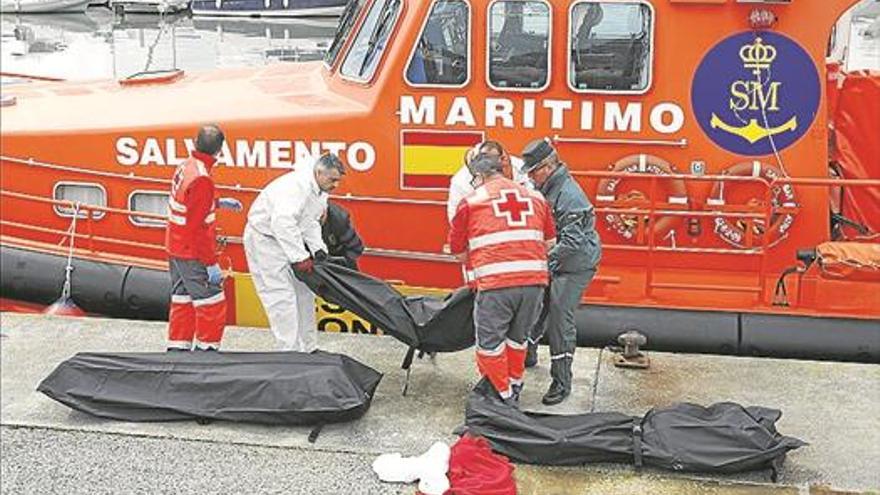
[
  {"xmin": 474, "ymin": 285, "xmax": 544, "ymax": 398},
  {"xmin": 529, "ymin": 269, "xmax": 595, "ymax": 385}
]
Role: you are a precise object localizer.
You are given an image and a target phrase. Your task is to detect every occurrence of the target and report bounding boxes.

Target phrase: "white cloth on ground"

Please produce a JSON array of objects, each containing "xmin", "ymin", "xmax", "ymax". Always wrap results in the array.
[{"xmin": 371, "ymin": 441, "xmax": 450, "ymax": 494}]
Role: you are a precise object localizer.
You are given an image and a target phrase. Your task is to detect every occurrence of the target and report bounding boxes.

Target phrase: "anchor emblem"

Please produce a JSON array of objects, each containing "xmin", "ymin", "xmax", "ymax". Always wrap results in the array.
[
  {"xmin": 711, "ymin": 37, "xmax": 797, "ymax": 144},
  {"xmin": 710, "ymin": 114, "xmax": 797, "ymax": 144}
]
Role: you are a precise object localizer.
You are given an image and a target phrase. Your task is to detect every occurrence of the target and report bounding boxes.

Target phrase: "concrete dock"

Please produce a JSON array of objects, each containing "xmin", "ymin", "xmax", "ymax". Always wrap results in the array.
[{"xmin": 1, "ymin": 313, "xmax": 878, "ymax": 494}]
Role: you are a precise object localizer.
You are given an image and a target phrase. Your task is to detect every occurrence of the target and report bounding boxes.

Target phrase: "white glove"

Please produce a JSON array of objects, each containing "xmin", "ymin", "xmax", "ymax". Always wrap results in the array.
[{"xmin": 217, "ymin": 197, "xmax": 243, "ymax": 212}]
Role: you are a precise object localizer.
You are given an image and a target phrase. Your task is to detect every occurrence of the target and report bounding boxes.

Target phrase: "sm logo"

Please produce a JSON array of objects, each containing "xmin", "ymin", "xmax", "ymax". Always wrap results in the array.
[{"xmin": 691, "ymin": 32, "xmax": 820, "ymax": 156}]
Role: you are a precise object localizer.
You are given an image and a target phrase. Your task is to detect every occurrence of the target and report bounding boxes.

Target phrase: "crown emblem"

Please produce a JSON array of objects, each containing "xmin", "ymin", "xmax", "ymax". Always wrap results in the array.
[{"xmin": 739, "ymin": 37, "xmax": 777, "ymax": 75}]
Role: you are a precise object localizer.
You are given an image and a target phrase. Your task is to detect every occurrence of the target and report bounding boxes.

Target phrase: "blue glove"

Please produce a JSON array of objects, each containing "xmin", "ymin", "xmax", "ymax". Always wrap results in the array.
[
  {"xmin": 206, "ymin": 263, "xmax": 223, "ymax": 285},
  {"xmin": 548, "ymin": 258, "xmax": 559, "ymax": 276},
  {"xmin": 217, "ymin": 197, "xmax": 243, "ymax": 212}
]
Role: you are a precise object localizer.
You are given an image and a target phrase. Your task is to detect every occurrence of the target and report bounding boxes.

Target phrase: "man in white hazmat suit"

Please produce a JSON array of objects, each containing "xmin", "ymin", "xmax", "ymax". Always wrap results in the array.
[{"xmin": 244, "ymin": 153, "xmax": 346, "ymax": 352}]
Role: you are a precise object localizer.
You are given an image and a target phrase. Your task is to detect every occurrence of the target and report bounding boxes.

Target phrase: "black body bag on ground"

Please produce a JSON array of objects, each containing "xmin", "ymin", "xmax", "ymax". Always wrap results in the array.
[
  {"xmin": 38, "ymin": 351, "xmax": 382, "ymax": 427},
  {"xmin": 296, "ymin": 262, "xmax": 475, "ymax": 368},
  {"xmin": 464, "ymin": 380, "xmax": 806, "ymax": 477}
]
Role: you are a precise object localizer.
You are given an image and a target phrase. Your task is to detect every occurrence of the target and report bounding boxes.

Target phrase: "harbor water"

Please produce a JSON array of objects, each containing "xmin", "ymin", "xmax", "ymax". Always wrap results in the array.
[
  {"xmin": 2, "ymin": 2, "xmax": 878, "ymax": 84},
  {"xmin": 0, "ymin": 8, "xmax": 338, "ymax": 82}
]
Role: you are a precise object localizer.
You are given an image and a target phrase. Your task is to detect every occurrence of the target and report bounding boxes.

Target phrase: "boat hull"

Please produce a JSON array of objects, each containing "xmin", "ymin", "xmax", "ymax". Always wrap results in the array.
[
  {"xmin": 109, "ymin": 0, "xmax": 189, "ymax": 14},
  {"xmin": 191, "ymin": 0, "xmax": 345, "ymax": 18},
  {"xmin": 0, "ymin": 0, "xmax": 876, "ymax": 363},
  {"xmin": 2, "ymin": 243, "xmax": 877, "ymax": 363},
  {"xmin": 0, "ymin": 0, "xmax": 89, "ymax": 13}
]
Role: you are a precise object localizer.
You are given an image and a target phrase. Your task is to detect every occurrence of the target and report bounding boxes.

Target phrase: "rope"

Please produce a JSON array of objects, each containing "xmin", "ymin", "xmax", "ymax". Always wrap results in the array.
[
  {"xmin": 60, "ymin": 203, "xmax": 80, "ymax": 300},
  {"xmin": 757, "ymin": 67, "xmax": 789, "ymax": 178},
  {"xmin": 142, "ymin": 11, "xmax": 169, "ymax": 74},
  {"xmin": 588, "ymin": 346, "xmax": 604, "ymax": 413},
  {"xmin": 661, "ymin": 229, "xmax": 677, "ymax": 249}
]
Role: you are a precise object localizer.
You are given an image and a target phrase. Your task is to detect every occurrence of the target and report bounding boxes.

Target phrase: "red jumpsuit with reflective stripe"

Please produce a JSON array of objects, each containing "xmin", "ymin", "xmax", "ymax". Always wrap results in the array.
[
  {"xmin": 165, "ymin": 151, "xmax": 226, "ymax": 350},
  {"xmin": 449, "ymin": 176, "xmax": 555, "ymax": 397}
]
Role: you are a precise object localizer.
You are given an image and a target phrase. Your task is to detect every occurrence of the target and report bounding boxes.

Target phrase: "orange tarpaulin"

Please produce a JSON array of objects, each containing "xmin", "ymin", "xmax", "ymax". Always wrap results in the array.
[
  {"xmin": 817, "ymin": 242, "xmax": 880, "ymax": 280},
  {"xmin": 830, "ymin": 70, "xmax": 880, "ymax": 239}
]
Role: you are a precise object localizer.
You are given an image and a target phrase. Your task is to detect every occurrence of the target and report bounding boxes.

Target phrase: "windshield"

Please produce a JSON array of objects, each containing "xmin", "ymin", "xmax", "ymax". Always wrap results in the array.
[
  {"xmin": 405, "ymin": 0, "xmax": 470, "ymax": 86},
  {"xmin": 340, "ymin": 0, "xmax": 403, "ymax": 81},
  {"xmin": 570, "ymin": 1, "xmax": 653, "ymax": 92},
  {"xmin": 325, "ymin": 0, "xmax": 370, "ymax": 68}
]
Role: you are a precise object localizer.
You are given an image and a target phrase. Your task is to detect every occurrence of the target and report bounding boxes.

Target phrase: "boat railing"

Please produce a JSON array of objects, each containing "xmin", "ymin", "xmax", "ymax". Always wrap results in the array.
[
  {"xmin": 1, "ymin": 153, "xmax": 877, "ymax": 301},
  {"xmin": 0, "ymin": 189, "xmax": 167, "ymax": 255},
  {"xmin": 0, "ymin": 72, "xmax": 65, "ymax": 83},
  {"xmin": 568, "ymin": 171, "xmax": 880, "ymax": 299}
]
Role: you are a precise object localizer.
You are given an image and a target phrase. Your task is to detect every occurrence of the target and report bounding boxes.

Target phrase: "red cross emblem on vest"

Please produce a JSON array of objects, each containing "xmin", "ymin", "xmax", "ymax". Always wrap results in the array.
[{"xmin": 492, "ymin": 189, "xmax": 534, "ymax": 227}]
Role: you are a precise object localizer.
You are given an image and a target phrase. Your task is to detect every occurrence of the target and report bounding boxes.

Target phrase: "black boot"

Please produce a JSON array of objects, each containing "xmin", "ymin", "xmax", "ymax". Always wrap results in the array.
[
  {"xmin": 524, "ymin": 343, "xmax": 538, "ymax": 368},
  {"xmin": 542, "ymin": 357, "xmax": 572, "ymax": 405},
  {"xmin": 501, "ymin": 396, "xmax": 520, "ymax": 409},
  {"xmin": 541, "ymin": 380, "xmax": 569, "ymax": 405},
  {"xmin": 511, "ymin": 383, "xmax": 523, "ymax": 403}
]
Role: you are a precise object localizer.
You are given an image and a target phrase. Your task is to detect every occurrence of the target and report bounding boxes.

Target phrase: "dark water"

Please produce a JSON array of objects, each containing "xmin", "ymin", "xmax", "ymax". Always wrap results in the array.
[{"xmin": 0, "ymin": 8, "xmax": 338, "ymax": 81}]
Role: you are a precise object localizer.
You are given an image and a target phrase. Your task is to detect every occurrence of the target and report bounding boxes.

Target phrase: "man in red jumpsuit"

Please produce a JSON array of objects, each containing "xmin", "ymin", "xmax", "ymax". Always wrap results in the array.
[
  {"xmin": 165, "ymin": 124, "xmax": 242, "ymax": 351},
  {"xmin": 448, "ymin": 154, "xmax": 556, "ymax": 404}
]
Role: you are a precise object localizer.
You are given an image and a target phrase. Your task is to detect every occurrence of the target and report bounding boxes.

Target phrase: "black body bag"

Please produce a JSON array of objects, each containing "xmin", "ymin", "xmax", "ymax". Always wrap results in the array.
[
  {"xmin": 464, "ymin": 380, "xmax": 806, "ymax": 478},
  {"xmin": 38, "ymin": 350, "xmax": 382, "ymax": 427},
  {"xmin": 296, "ymin": 262, "xmax": 476, "ymax": 386}
]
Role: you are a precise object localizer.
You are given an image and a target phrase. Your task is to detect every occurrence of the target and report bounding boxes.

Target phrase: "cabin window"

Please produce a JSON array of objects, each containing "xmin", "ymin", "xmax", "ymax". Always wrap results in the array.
[
  {"xmin": 568, "ymin": 1, "xmax": 653, "ymax": 93},
  {"xmin": 53, "ymin": 183, "xmax": 106, "ymax": 220},
  {"xmin": 487, "ymin": 0, "xmax": 551, "ymax": 91},
  {"xmin": 325, "ymin": 0, "xmax": 370, "ymax": 69},
  {"xmin": 129, "ymin": 191, "xmax": 169, "ymax": 228},
  {"xmin": 340, "ymin": 0, "xmax": 403, "ymax": 82},
  {"xmin": 405, "ymin": 0, "xmax": 471, "ymax": 87}
]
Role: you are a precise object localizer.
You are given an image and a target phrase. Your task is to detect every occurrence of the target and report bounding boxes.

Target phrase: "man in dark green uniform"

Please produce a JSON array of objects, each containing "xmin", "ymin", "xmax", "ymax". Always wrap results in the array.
[{"xmin": 520, "ymin": 138, "xmax": 602, "ymax": 405}]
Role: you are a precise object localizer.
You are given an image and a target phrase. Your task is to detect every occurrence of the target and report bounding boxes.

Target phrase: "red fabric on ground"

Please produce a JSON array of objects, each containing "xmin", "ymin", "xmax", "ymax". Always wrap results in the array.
[{"xmin": 447, "ymin": 435, "xmax": 516, "ymax": 495}]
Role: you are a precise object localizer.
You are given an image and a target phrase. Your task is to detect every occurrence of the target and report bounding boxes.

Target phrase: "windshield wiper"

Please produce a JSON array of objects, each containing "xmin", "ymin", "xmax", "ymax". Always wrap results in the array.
[
  {"xmin": 358, "ymin": 0, "xmax": 400, "ymax": 77},
  {"xmin": 326, "ymin": 0, "xmax": 361, "ymax": 64}
]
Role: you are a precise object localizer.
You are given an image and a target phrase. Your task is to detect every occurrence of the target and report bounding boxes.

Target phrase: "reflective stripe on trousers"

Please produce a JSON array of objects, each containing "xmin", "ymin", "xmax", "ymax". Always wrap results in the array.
[
  {"xmin": 167, "ymin": 257, "xmax": 227, "ymax": 349},
  {"xmin": 474, "ymin": 285, "xmax": 544, "ymax": 399}
]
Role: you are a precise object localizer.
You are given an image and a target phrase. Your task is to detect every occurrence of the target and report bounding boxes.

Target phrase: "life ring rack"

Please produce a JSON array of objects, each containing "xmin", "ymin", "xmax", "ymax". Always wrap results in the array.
[
  {"xmin": 595, "ymin": 153, "xmax": 689, "ymax": 242},
  {"xmin": 706, "ymin": 160, "xmax": 798, "ymax": 249}
]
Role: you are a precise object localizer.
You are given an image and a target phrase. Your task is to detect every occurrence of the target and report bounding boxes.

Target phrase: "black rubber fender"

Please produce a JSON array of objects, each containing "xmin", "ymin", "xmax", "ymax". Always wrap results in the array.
[{"xmin": 0, "ymin": 245, "xmax": 169, "ymax": 320}]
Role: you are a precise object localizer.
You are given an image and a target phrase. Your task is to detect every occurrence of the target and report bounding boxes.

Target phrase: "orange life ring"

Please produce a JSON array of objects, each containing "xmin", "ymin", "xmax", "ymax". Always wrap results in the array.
[
  {"xmin": 595, "ymin": 154, "xmax": 688, "ymax": 242},
  {"xmin": 707, "ymin": 161, "xmax": 797, "ymax": 248}
]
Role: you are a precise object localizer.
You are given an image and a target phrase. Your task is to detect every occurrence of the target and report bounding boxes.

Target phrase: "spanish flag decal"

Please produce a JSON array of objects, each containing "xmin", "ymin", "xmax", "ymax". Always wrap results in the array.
[{"xmin": 400, "ymin": 130, "xmax": 484, "ymax": 189}]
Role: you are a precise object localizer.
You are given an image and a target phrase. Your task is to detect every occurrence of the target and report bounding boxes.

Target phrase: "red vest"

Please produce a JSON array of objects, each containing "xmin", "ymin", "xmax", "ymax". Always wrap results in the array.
[
  {"xmin": 450, "ymin": 177, "xmax": 555, "ymax": 291},
  {"xmin": 165, "ymin": 154, "xmax": 217, "ymax": 265}
]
